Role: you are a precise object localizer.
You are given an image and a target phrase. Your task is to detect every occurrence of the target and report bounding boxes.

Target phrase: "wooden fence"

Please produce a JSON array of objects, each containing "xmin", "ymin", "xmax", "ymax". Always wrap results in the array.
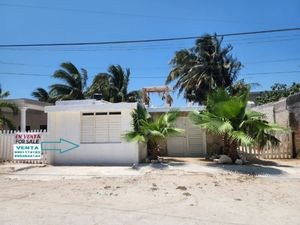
[
  {"xmin": 238, "ymin": 133, "xmax": 293, "ymax": 159},
  {"xmin": 0, "ymin": 130, "xmax": 50, "ymax": 164}
]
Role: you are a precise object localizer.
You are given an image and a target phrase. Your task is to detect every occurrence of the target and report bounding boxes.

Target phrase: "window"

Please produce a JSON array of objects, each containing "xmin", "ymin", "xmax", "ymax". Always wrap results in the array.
[
  {"xmin": 18, "ymin": 126, "xmax": 31, "ymax": 131},
  {"xmin": 81, "ymin": 112, "xmax": 122, "ymax": 143},
  {"xmin": 40, "ymin": 125, "xmax": 47, "ymax": 131}
]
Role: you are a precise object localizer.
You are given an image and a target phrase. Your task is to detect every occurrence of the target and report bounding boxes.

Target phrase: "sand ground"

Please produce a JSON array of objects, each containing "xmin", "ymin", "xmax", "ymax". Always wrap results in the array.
[{"xmin": 0, "ymin": 158, "xmax": 300, "ymax": 225}]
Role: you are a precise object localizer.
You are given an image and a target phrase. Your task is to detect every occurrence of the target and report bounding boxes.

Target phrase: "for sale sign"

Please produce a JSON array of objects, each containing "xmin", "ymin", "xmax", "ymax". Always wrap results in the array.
[
  {"xmin": 13, "ymin": 133, "xmax": 41, "ymax": 160},
  {"xmin": 15, "ymin": 133, "xmax": 41, "ymax": 144},
  {"xmin": 13, "ymin": 144, "xmax": 41, "ymax": 159}
]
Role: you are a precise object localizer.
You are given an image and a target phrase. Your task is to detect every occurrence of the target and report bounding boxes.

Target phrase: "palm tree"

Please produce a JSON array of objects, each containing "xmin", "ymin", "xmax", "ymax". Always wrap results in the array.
[
  {"xmin": 88, "ymin": 65, "xmax": 141, "ymax": 103},
  {"xmin": 189, "ymin": 89, "xmax": 288, "ymax": 161},
  {"xmin": 50, "ymin": 62, "xmax": 88, "ymax": 100},
  {"xmin": 124, "ymin": 105, "xmax": 183, "ymax": 159},
  {"xmin": 0, "ymin": 84, "xmax": 18, "ymax": 130},
  {"xmin": 32, "ymin": 88, "xmax": 55, "ymax": 103},
  {"xmin": 166, "ymin": 34, "xmax": 242, "ymax": 105}
]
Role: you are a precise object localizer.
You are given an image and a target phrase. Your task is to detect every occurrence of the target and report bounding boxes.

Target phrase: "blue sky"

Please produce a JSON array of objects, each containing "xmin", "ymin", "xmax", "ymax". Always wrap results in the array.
[{"xmin": 0, "ymin": 0, "xmax": 300, "ymax": 106}]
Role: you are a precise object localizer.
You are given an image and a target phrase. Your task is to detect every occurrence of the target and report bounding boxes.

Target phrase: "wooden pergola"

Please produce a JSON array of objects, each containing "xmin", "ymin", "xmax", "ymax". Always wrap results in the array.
[{"xmin": 142, "ymin": 85, "xmax": 173, "ymax": 107}]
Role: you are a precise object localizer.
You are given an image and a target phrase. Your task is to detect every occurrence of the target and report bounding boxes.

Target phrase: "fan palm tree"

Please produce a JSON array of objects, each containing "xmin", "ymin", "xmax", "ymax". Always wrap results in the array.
[
  {"xmin": 189, "ymin": 89, "xmax": 288, "ymax": 161},
  {"xmin": 88, "ymin": 65, "xmax": 141, "ymax": 103},
  {"xmin": 32, "ymin": 88, "xmax": 55, "ymax": 103},
  {"xmin": 124, "ymin": 104, "xmax": 183, "ymax": 159},
  {"xmin": 50, "ymin": 62, "xmax": 88, "ymax": 100},
  {"xmin": 0, "ymin": 84, "xmax": 18, "ymax": 130},
  {"xmin": 166, "ymin": 34, "xmax": 242, "ymax": 105}
]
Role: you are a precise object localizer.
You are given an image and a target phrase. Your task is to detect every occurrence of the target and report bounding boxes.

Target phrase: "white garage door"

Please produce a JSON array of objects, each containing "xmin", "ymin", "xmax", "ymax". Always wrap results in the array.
[{"xmin": 167, "ymin": 117, "xmax": 206, "ymax": 156}]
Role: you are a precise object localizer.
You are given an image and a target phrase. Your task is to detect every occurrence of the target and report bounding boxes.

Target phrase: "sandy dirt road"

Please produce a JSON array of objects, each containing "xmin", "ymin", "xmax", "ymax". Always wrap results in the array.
[{"xmin": 0, "ymin": 160, "xmax": 300, "ymax": 225}]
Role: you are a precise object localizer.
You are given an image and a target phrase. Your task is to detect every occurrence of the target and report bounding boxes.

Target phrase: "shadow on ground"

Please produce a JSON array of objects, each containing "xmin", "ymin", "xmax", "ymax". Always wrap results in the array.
[
  {"xmin": 247, "ymin": 158, "xmax": 293, "ymax": 168},
  {"xmin": 160, "ymin": 158, "xmax": 186, "ymax": 167},
  {"xmin": 207, "ymin": 163, "xmax": 286, "ymax": 176}
]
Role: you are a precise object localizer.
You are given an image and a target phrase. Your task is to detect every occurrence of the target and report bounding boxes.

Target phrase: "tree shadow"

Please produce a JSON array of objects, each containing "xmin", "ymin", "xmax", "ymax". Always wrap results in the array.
[
  {"xmin": 207, "ymin": 163, "xmax": 286, "ymax": 176},
  {"xmin": 159, "ymin": 157, "xmax": 187, "ymax": 163},
  {"xmin": 136, "ymin": 158, "xmax": 186, "ymax": 170},
  {"xmin": 246, "ymin": 158, "xmax": 293, "ymax": 168},
  {"xmin": 159, "ymin": 157, "xmax": 187, "ymax": 167}
]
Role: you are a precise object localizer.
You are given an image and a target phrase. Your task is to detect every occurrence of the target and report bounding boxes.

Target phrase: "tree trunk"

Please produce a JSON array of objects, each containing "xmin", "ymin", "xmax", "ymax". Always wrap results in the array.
[
  {"xmin": 228, "ymin": 140, "xmax": 238, "ymax": 162},
  {"xmin": 223, "ymin": 134, "xmax": 230, "ymax": 155},
  {"xmin": 147, "ymin": 141, "xmax": 160, "ymax": 160}
]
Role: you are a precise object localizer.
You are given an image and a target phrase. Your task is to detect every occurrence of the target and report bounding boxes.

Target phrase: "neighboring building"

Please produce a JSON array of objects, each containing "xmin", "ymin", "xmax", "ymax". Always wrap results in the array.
[
  {"xmin": 2, "ymin": 99, "xmax": 50, "ymax": 131},
  {"xmin": 45, "ymin": 100, "xmax": 147, "ymax": 165}
]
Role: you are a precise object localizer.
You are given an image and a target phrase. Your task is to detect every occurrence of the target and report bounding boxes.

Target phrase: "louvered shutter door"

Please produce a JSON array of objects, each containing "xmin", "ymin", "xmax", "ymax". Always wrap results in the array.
[
  {"xmin": 108, "ymin": 112, "xmax": 122, "ymax": 142},
  {"xmin": 187, "ymin": 119, "xmax": 206, "ymax": 156},
  {"xmin": 95, "ymin": 113, "xmax": 109, "ymax": 142},
  {"xmin": 81, "ymin": 113, "xmax": 95, "ymax": 143}
]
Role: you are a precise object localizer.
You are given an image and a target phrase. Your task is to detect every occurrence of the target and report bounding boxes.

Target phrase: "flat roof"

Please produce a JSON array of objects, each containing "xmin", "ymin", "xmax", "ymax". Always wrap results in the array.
[
  {"xmin": 45, "ymin": 99, "xmax": 205, "ymax": 113},
  {"xmin": 6, "ymin": 98, "xmax": 52, "ymax": 111},
  {"xmin": 45, "ymin": 100, "xmax": 137, "ymax": 112}
]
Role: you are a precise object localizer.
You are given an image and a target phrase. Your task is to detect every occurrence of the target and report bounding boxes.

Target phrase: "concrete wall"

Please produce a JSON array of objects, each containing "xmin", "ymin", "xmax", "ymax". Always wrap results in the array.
[
  {"xmin": 251, "ymin": 98, "xmax": 294, "ymax": 158},
  {"xmin": 47, "ymin": 109, "xmax": 145, "ymax": 165}
]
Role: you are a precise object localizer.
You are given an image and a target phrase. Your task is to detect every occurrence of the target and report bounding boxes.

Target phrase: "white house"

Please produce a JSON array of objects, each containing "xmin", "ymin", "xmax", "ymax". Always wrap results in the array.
[
  {"xmin": 44, "ymin": 100, "xmax": 147, "ymax": 165},
  {"xmin": 41, "ymin": 99, "xmax": 212, "ymax": 165}
]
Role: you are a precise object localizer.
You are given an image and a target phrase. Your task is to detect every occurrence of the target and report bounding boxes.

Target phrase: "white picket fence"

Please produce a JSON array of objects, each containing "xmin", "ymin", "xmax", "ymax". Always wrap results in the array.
[
  {"xmin": 238, "ymin": 133, "xmax": 293, "ymax": 159},
  {"xmin": 0, "ymin": 130, "xmax": 50, "ymax": 164}
]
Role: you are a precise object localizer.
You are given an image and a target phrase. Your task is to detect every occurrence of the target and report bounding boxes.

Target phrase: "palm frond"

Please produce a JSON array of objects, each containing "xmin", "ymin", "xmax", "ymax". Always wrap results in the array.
[
  {"xmin": 230, "ymin": 130, "xmax": 254, "ymax": 146},
  {"xmin": 0, "ymin": 100, "xmax": 18, "ymax": 113},
  {"xmin": 0, "ymin": 114, "xmax": 16, "ymax": 130},
  {"xmin": 123, "ymin": 131, "xmax": 146, "ymax": 143},
  {"xmin": 189, "ymin": 111, "xmax": 232, "ymax": 135}
]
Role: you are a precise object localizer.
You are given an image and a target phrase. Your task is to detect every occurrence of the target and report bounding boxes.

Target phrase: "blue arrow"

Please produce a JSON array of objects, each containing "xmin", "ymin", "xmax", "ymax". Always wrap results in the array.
[{"xmin": 41, "ymin": 138, "xmax": 79, "ymax": 153}]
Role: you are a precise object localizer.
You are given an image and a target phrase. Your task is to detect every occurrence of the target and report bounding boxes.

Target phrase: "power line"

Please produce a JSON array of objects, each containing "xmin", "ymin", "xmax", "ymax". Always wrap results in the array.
[
  {"xmin": 243, "ymin": 70, "xmax": 300, "ymax": 76},
  {"xmin": 1, "ymin": 36, "xmax": 300, "ymax": 52},
  {"xmin": 0, "ymin": 70, "xmax": 299, "ymax": 79},
  {"xmin": 246, "ymin": 57, "xmax": 300, "ymax": 64},
  {"xmin": 1, "ymin": 57, "xmax": 300, "ymax": 70},
  {"xmin": 0, "ymin": 27, "xmax": 300, "ymax": 48},
  {"xmin": 0, "ymin": 2, "xmax": 250, "ymax": 24}
]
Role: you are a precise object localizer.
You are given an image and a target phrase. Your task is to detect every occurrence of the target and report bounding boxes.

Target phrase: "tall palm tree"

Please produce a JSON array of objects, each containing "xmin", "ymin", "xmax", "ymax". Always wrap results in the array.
[
  {"xmin": 0, "ymin": 84, "xmax": 18, "ymax": 130},
  {"xmin": 50, "ymin": 62, "xmax": 88, "ymax": 100},
  {"xmin": 189, "ymin": 89, "xmax": 288, "ymax": 161},
  {"xmin": 124, "ymin": 104, "xmax": 183, "ymax": 159},
  {"xmin": 88, "ymin": 65, "xmax": 141, "ymax": 103},
  {"xmin": 166, "ymin": 34, "xmax": 242, "ymax": 105},
  {"xmin": 32, "ymin": 88, "xmax": 55, "ymax": 103}
]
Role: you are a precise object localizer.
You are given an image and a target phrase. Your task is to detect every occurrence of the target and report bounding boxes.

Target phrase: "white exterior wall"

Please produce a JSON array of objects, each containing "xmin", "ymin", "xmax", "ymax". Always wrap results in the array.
[{"xmin": 46, "ymin": 103, "xmax": 145, "ymax": 165}]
